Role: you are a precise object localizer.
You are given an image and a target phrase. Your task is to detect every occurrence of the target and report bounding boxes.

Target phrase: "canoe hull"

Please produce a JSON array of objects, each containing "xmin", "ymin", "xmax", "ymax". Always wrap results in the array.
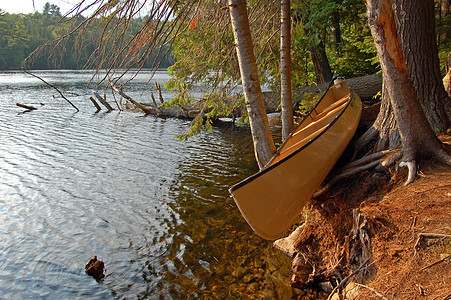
[{"xmin": 229, "ymin": 83, "xmax": 362, "ymax": 240}]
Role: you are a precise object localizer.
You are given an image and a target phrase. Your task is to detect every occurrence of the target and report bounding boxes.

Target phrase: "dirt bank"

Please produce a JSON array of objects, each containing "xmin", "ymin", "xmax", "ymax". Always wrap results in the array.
[{"xmin": 284, "ymin": 135, "xmax": 451, "ymax": 299}]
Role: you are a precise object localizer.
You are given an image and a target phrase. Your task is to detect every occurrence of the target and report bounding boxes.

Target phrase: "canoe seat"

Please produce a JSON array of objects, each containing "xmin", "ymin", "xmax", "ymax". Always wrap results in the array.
[
  {"xmin": 311, "ymin": 94, "xmax": 350, "ymax": 121},
  {"xmin": 291, "ymin": 101, "xmax": 347, "ymax": 139}
]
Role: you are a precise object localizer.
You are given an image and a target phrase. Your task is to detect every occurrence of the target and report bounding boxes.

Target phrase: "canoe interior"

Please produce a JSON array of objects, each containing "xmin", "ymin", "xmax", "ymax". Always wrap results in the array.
[{"xmin": 229, "ymin": 82, "xmax": 362, "ymax": 240}]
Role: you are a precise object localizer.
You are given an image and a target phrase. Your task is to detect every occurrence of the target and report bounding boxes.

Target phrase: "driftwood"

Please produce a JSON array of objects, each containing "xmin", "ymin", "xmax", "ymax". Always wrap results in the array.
[
  {"xmin": 93, "ymin": 92, "xmax": 114, "ymax": 112},
  {"xmin": 349, "ymin": 208, "xmax": 372, "ymax": 268},
  {"xmin": 419, "ymin": 254, "xmax": 450, "ymax": 271},
  {"xmin": 16, "ymin": 103, "xmax": 38, "ymax": 111},
  {"xmin": 89, "ymin": 97, "xmax": 101, "ymax": 113}
]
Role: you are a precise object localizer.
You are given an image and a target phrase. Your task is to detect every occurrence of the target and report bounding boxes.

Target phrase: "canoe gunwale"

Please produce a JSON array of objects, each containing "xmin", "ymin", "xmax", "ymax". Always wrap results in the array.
[{"xmin": 229, "ymin": 89, "xmax": 357, "ymax": 194}]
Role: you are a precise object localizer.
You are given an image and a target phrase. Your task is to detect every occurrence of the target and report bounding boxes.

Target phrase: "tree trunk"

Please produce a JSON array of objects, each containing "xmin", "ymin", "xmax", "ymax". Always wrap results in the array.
[
  {"xmin": 393, "ymin": 0, "xmax": 451, "ymax": 132},
  {"xmin": 332, "ymin": 11, "xmax": 342, "ymax": 53},
  {"xmin": 310, "ymin": 40, "xmax": 333, "ymax": 84},
  {"xmin": 228, "ymin": 0, "xmax": 277, "ymax": 169},
  {"xmin": 367, "ymin": 0, "xmax": 450, "ymax": 168},
  {"xmin": 280, "ymin": 0, "xmax": 294, "ymax": 141},
  {"xmin": 366, "ymin": 0, "xmax": 450, "ymax": 166}
]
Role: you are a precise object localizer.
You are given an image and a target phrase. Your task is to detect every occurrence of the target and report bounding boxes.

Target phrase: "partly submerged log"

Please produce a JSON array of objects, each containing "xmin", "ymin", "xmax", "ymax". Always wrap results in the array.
[
  {"xmin": 16, "ymin": 103, "xmax": 38, "ymax": 111},
  {"xmin": 89, "ymin": 97, "xmax": 102, "ymax": 113},
  {"xmin": 114, "ymin": 74, "xmax": 381, "ymax": 120},
  {"xmin": 93, "ymin": 92, "xmax": 114, "ymax": 112}
]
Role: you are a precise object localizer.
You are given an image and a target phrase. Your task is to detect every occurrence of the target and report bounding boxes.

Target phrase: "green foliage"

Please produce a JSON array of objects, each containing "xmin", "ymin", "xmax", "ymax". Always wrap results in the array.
[
  {"xmin": 436, "ymin": 0, "xmax": 451, "ymax": 72},
  {"xmin": 296, "ymin": 92, "xmax": 321, "ymax": 115},
  {"xmin": 0, "ymin": 4, "xmax": 174, "ymax": 70},
  {"xmin": 0, "ymin": 13, "xmax": 30, "ymax": 68}
]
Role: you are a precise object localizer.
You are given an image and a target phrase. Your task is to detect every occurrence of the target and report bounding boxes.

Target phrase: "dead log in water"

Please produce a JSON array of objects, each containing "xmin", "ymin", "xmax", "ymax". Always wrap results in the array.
[
  {"xmin": 16, "ymin": 103, "xmax": 38, "ymax": 111},
  {"xmin": 89, "ymin": 97, "xmax": 102, "ymax": 113},
  {"xmin": 93, "ymin": 92, "xmax": 114, "ymax": 112},
  {"xmin": 110, "ymin": 73, "xmax": 381, "ymax": 119}
]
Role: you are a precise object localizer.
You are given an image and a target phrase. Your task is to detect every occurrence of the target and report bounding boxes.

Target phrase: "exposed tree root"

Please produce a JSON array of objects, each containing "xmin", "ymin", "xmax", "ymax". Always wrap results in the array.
[
  {"xmin": 326, "ymin": 258, "xmax": 370, "ymax": 300},
  {"xmin": 399, "ymin": 160, "xmax": 416, "ymax": 185},
  {"xmin": 313, "ymin": 149, "xmax": 398, "ymax": 197}
]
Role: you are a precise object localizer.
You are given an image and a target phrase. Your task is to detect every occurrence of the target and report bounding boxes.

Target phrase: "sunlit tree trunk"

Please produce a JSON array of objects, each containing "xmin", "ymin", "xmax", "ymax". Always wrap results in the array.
[
  {"xmin": 280, "ymin": 0, "xmax": 294, "ymax": 141},
  {"xmin": 228, "ymin": 0, "xmax": 276, "ymax": 169},
  {"xmin": 366, "ymin": 0, "xmax": 450, "ymax": 168}
]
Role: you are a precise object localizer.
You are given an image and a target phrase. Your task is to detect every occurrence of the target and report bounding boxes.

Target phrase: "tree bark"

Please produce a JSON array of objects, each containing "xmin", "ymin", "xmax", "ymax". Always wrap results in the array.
[
  {"xmin": 366, "ymin": 0, "xmax": 450, "ymax": 166},
  {"xmin": 280, "ymin": 0, "xmax": 294, "ymax": 141},
  {"xmin": 310, "ymin": 40, "xmax": 333, "ymax": 84},
  {"xmin": 332, "ymin": 11, "xmax": 342, "ymax": 53},
  {"xmin": 393, "ymin": 0, "xmax": 451, "ymax": 132},
  {"xmin": 228, "ymin": 0, "xmax": 276, "ymax": 169}
]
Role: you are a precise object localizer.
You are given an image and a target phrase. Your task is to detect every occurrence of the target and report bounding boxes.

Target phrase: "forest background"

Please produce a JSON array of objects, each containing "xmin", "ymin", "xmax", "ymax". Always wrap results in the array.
[
  {"xmin": 0, "ymin": 2, "xmax": 173, "ymax": 70},
  {"xmin": 1, "ymin": 0, "xmax": 449, "ymax": 88}
]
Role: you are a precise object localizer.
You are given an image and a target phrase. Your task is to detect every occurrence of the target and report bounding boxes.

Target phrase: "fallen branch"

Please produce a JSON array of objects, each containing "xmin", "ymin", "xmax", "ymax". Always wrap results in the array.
[
  {"xmin": 111, "ymin": 89, "xmax": 122, "ymax": 110},
  {"xmin": 438, "ymin": 289, "xmax": 451, "ymax": 300},
  {"xmin": 16, "ymin": 103, "xmax": 37, "ymax": 111},
  {"xmin": 22, "ymin": 68, "xmax": 79, "ymax": 112},
  {"xmin": 129, "ymin": 99, "xmax": 154, "ymax": 114},
  {"xmin": 109, "ymin": 91, "xmax": 121, "ymax": 111},
  {"xmin": 414, "ymin": 233, "xmax": 451, "ymax": 256},
  {"xmin": 419, "ymin": 254, "xmax": 450, "ymax": 271}
]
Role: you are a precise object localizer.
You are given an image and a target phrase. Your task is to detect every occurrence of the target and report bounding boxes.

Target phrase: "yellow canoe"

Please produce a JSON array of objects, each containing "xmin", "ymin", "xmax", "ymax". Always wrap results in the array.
[{"xmin": 229, "ymin": 80, "xmax": 362, "ymax": 240}]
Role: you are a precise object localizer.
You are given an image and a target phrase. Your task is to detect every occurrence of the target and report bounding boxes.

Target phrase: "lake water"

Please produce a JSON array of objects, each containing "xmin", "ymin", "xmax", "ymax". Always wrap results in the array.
[{"xmin": 0, "ymin": 70, "xmax": 296, "ymax": 299}]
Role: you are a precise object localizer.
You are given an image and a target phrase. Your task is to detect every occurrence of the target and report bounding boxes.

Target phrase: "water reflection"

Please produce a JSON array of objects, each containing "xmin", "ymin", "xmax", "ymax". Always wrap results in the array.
[{"xmin": 0, "ymin": 70, "xmax": 294, "ymax": 299}]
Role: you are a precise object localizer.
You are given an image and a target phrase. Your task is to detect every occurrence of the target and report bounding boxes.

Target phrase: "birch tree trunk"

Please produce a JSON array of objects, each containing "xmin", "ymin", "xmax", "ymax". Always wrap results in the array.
[
  {"xmin": 366, "ymin": 0, "xmax": 450, "ymax": 167},
  {"xmin": 228, "ymin": 0, "xmax": 276, "ymax": 169},
  {"xmin": 280, "ymin": 0, "xmax": 294, "ymax": 141}
]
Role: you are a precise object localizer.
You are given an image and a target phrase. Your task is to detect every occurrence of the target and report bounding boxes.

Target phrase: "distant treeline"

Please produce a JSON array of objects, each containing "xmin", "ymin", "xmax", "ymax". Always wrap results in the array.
[{"xmin": 0, "ymin": 3, "xmax": 174, "ymax": 70}]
